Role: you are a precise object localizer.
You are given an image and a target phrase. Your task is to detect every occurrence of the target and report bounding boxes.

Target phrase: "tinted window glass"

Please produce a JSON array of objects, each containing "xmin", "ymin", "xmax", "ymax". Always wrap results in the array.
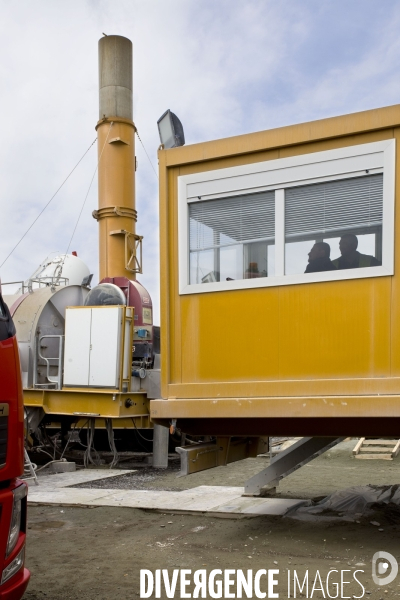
[
  {"xmin": 285, "ymin": 174, "xmax": 383, "ymax": 275},
  {"xmin": 189, "ymin": 191, "xmax": 275, "ymax": 284}
]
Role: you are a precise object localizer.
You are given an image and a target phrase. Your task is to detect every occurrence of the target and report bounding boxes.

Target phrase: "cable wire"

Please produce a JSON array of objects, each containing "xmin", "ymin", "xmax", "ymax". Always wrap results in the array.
[
  {"xmin": 135, "ymin": 128, "xmax": 158, "ymax": 180},
  {"xmin": 36, "ymin": 447, "xmax": 55, "ymax": 460},
  {"xmin": 131, "ymin": 418, "xmax": 154, "ymax": 442},
  {"xmin": 106, "ymin": 418, "xmax": 119, "ymax": 468},
  {"xmin": 59, "ymin": 422, "xmax": 83, "ymax": 460},
  {"xmin": 83, "ymin": 419, "xmax": 102, "ymax": 468},
  {"xmin": 61, "ymin": 122, "xmax": 114, "ymax": 275},
  {"xmin": 0, "ymin": 138, "xmax": 97, "ymax": 269}
]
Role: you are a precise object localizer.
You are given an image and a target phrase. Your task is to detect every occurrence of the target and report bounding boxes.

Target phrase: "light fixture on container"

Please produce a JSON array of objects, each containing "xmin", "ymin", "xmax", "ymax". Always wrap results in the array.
[{"xmin": 157, "ymin": 109, "xmax": 185, "ymax": 149}]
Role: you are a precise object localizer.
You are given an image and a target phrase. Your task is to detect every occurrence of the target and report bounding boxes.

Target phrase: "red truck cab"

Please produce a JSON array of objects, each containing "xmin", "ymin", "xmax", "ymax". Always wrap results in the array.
[{"xmin": 0, "ymin": 291, "xmax": 30, "ymax": 599}]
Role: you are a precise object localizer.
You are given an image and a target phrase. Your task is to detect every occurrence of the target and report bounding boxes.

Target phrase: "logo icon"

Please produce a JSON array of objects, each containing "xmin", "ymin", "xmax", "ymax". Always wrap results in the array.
[{"xmin": 372, "ymin": 551, "xmax": 398, "ymax": 586}]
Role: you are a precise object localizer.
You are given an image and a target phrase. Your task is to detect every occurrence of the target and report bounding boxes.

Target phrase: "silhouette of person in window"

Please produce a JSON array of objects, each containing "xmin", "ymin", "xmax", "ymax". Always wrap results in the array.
[
  {"xmin": 305, "ymin": 242, "xmax": 336, "ymax": 273},
  {"xmin": 331, "ymin": 233, "xmax": 380, "ymax": 269},
  {"xmin": 245, "ymin": 262, "xmax": 263, "ymax": 279}
]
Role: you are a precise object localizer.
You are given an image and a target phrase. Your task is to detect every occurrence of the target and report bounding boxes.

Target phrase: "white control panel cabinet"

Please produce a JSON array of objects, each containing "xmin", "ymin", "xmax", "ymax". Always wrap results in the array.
[{"xmin": 63, "ymin": 306, "xmax": 132, "ymax": 389}]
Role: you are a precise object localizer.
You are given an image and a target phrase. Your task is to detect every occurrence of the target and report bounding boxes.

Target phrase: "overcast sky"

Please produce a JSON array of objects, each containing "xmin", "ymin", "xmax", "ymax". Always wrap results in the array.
[{"xmin": 1, "ymin": 0, "xmax": 399, "ymax": 321}]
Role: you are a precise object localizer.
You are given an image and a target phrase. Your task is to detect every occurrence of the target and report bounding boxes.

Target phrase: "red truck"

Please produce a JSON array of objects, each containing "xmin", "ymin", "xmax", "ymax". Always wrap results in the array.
[{"xmin": 0, "ymin": 290, "xmax": 30, "ymax": 599}]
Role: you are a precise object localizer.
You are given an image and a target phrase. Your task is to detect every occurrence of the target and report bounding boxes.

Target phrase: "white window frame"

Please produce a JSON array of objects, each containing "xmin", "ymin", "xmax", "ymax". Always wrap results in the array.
[{"xmin": 178, "ymin": 140, "xmax": 395, "ymax": 295}]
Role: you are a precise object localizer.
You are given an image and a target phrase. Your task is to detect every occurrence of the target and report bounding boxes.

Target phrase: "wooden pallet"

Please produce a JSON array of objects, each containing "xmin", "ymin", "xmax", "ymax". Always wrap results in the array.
[{"xmin": 353, "ymin": 438, "xmax": 400, "ymax": 460}]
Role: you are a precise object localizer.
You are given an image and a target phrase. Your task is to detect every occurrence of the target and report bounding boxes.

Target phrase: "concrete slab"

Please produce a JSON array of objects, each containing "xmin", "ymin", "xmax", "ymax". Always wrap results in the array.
[
  {"xmin": 28, "ymin": 468, "xmax": 131, "ymax": 487},
  {"xmin": 26, "ymin": 469, "xmax": 304, "ymax": 516},
  {"xmin": 50, "ymin": 461, "xmax": 76, "ymax": 473},
  {"xmin": 189, "ymin": 485, "xmax": 244, "ymax": 494},
  {"xmin": 28, "ymin": 488, "xmax": 121, "ymax": 505},
  {"xmin": 88, "ymin": 490, "xmax": 184, "ymax": 509},
  {"xmin": 213, "ymin": 495, "xmax": 281, "ymax": 514},
  {"xmin": 170, "ymin": 491, "xmax": 244, "ymax": 512},
  {"xmin": 242, "ymin": 498, "xmax": 307, "ymax": 515}
]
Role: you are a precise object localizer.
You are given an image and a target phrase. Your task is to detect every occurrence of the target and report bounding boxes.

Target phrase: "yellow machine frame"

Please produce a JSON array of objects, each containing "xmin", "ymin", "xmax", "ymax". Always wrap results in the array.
[{"xmin": 24, "ymin": 306, "xmax": 149, "ymax": 423}]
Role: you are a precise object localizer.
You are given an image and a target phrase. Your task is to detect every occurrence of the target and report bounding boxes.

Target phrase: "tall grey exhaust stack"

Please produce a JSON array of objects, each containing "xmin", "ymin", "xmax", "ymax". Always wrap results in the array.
[
  {"xmin": 98, "ymin": 35, "xmax": 133, "ymax": 120},
  {"xmin": 98, "ymin": 34, "xmax": 169, "ymax": 468}
]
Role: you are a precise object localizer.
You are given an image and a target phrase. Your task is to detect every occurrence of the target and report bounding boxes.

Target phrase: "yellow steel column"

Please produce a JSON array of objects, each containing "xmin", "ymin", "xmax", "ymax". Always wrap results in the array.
[{"xmin": 94, "ymin": 35, "xmax": 137, "ymax": 280}]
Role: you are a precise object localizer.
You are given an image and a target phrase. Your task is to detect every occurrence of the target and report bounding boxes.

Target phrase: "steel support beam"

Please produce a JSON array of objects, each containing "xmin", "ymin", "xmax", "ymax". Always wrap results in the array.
[{"xmin": 244, "ymin": 436, "xmax": 345, "ymax": 496}]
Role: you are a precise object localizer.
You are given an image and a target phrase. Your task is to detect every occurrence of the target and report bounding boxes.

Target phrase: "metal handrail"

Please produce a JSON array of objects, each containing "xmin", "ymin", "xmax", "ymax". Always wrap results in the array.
[
  {"xmin": 35, "ymin": 335, "xmax": 64, "ymax": 390},
  {"xmin": 2, "ymin": 277, "xmax": 69, "ymax": 294}
]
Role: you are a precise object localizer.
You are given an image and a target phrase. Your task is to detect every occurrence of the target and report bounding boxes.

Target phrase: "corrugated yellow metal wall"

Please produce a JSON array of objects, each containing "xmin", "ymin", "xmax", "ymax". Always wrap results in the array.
[{"xmin": 155, "ymin": 106, "xmax": 400, "ymax": 425}]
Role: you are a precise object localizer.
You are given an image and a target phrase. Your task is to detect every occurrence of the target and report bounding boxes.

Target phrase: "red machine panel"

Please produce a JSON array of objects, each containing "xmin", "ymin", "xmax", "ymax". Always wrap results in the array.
[{"xmin": 100, "ymin": 277, "xmax": 155, "ymax": 365}]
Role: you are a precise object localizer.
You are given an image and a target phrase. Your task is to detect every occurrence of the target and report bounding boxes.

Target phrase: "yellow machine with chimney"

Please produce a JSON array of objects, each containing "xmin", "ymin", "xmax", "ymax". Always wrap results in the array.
[
  {"xmin": 4, "ymin": 34, "xmax": 400, "ymax": 486},
  {"xmin": 3, "ymin": 35, "xmax": 168, "ymax": 465},
  {"xmin": 151, "ymin": 104, "xmax": 400, "ymax": 493}
]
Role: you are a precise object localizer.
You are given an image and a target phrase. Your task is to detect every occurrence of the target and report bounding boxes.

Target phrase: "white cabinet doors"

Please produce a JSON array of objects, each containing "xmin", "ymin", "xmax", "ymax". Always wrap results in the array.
[
  {"xmin": 63, "ymin": 307, "xmax": 122, "ymax": 388},
  {"xmin": 89, "ymin": 307, "xmax": 121, "ymax": 387},
  {"xmin": 63, "ymin": 308, "xmax": 92, "ymax": 386}
]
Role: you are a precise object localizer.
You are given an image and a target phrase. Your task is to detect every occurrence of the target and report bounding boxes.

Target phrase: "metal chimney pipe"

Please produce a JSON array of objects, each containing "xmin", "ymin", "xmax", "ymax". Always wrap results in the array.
[
  {"xmin": 94, "ymin": 35, "xmax": 138, "ymax": 280},
  {"xmin": 99, "ymin": 35, "xmax": 132, "ymax": 121}
]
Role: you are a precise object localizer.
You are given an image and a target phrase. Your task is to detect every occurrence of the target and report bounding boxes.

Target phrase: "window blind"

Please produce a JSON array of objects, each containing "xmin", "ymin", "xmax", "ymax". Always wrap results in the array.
[
  {"xmin": 189, "ymin": 191, "xmax": 275, "ymax": 251},
  {"xmin": 285, "ymin": 174, "xmax": 383, "ymax": 240}
]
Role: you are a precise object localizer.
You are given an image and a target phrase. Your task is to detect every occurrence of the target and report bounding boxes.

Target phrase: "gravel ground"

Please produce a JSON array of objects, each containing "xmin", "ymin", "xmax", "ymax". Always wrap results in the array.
[
  {"xmin": 71, "ymin": 465, "xmax": 182, "ymax": 491},
  {"xmin": 22, "ymin": 440, "xmax": 400, "ymax": 600},
  {"xmin": 65, "ymin": 440, "xmax": 400, "ymax": 500}
]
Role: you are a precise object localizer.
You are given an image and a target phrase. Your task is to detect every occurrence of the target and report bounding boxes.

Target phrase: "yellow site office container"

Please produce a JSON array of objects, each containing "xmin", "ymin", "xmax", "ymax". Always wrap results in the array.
[{"xmin": 150, "ymin": 105, "xmax": 400, "ymax": 437}]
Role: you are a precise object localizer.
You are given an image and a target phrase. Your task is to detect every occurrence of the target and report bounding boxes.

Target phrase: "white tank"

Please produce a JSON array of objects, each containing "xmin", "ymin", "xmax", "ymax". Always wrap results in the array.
[
  {"xmin": 3, "ymin": 254, "xmax": 91, "ymax": 388},
  {"xmin": 4, "ymin": 285, "xmax": 90, "ymax": 388},
  {"xmin": 27, "ymin": 253, "xmax": 90, "ymax": 288}
]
